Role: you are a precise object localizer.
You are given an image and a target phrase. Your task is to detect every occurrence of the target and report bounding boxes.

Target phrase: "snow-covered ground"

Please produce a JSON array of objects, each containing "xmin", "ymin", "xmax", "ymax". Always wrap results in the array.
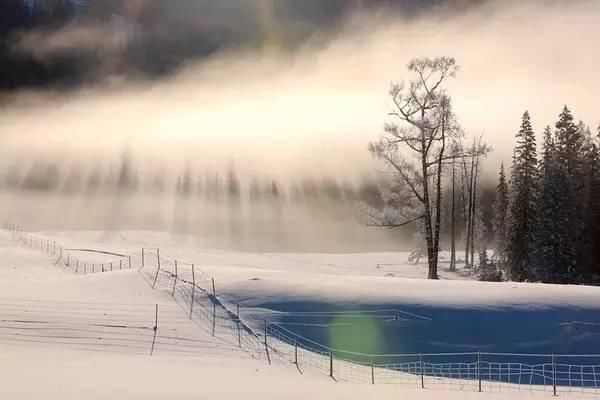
[{"xmin": 1, "ymin": 228, "xmax": 599, "ymax": 398}]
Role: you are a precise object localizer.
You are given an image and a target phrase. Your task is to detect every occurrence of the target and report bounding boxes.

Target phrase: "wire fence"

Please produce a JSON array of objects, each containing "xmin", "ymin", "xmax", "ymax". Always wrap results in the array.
[{"xmin": 2, "ymin": 221, "xmax": 600, "ymax": 397}]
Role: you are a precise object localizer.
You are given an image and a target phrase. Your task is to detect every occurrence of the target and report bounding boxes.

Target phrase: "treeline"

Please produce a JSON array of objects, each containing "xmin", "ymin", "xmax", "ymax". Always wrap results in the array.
[
  {"xmin": 1, "ymin": 155, "xmax": 382, "ymax": 207},
  {"xmin": 492, "ymin": 107, "xmax": 600, "ymax": 284}
]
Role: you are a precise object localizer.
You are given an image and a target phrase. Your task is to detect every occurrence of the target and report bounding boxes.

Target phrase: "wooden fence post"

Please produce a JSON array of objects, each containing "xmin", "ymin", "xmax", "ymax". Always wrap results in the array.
[
  {"xmin": 152, "ymin": 249, "xmax": 161, "ymax": 289},
  {"xmin": 150, "ymin": 304, "xmax": 159, "ymax": 355},
  {"xmin": 329, "ymin": 350, "xmax": 334, "ymax": 379},
  {"xmin": 172, "ymin": 260, "xmax": 178, "ymax": 296},
  {"xmin": 294, "ymin": 339, "xmax": 298, "ymax": 365},
  {"xmin": 264, "ymin": 318, "xmax": 271, "ymax": 365},
  {"xmin": 420, "ymin": 353, "xmax": 425, "ymax": 389},
  {"xmin": 371, "ymin": 357, "xmax": 375, "ymax": 385},
  {"xmin": 189, "ymin": 264, "xmax": 195, "ymax": 319},
  {"xmin": 478, "ymin": 351, "xmax": 482, "ymax": 392},
  {"xmin": 552, "ymin": 354, "xmax": 557, "ymax": 396}
]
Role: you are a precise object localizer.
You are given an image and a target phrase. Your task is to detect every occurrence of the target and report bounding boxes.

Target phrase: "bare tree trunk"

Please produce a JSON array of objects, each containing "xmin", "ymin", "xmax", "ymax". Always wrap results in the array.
[
  {"xmin": 450, "ymin": 157, "xmax": 457, "ymax": 272},
  {"xmin": 463, "ymin": 152, "xmax": 473, "ymax": 268},
  {"xmin": 432, "ymin": 117, "xmax": 447, "ymax": 279},
  {"xmin": 470, "ymin": 151, "xmax": 480, "ymax": 268},
  {"xmin": 421, "ymin": 135, "xmax": 437, "ymax": 280}
]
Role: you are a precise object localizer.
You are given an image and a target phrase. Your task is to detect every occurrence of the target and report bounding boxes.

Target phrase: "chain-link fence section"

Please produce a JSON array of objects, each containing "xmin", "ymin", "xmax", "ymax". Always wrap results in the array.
[{"xmin": 3, "ymin": 221, "xmax": 600, "ymax": 397}]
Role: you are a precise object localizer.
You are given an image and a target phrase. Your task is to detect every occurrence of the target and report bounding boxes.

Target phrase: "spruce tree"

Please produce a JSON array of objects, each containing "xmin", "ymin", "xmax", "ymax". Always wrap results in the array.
[
  {"xmin": 554, "ymin": 107, "xmax": 588, "ymax": 275},
  {"xmin": 540, "ymin": 126, "xmax": 555, "ymax": 175},
  {"xmin": 555, "ymin": 106, "xmax": 585, "ymax": 182},
  {"xmin": 479, "ymin": 245, "xmax": 502, "ymax": 282},
  {"xmin": 531, "ymin": 157, "xmax": 578, "ymax": 283},
  {"xmin": 492, "ymin": 162, "xmax": 509, "ymax": 265},
  {"xmin": 581, "ymin": 128, "xmax": 600, "ymax": 279},
  {"xmin": 506, "ymin": 111, "xmax": 538, "ymax": 281}
]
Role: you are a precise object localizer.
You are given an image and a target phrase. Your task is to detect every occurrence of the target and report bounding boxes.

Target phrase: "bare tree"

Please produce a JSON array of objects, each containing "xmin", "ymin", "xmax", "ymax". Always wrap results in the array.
[
  {"xmin": 461, "ymin": 136, "xmax": 488, "ymax": 268},
  {"xmin": 369, "ymin": 57, "xmax": 459, "ymax": 279},
  {"xmin": 449, "ymin": 144, "xmax": 459, "ymax": 272}
]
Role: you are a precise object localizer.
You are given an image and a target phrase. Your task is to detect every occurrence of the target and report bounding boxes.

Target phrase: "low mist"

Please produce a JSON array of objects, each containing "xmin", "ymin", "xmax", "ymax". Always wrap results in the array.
[{"xmin": 1, "ymin": 0, "xmax": 599, "ymax": 251}]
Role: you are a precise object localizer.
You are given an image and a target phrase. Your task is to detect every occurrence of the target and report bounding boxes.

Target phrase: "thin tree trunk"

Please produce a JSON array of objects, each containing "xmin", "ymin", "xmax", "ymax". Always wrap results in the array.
[
  {"xmin": 470, "ymin": 151, "xmax": 480, "ymax": 268},
  {"xmin": 460, "ymin": 149, "xmax": 470, "ymax": 266},
  {"xmin": 420, "ymin": 131, "xmax": 436, "ymax": 280},
  {"xmin": 450, "ymin": 157, "xmax": 457, "ymax": 272},
  {"xmin": 465, "ymin": 149, "xmax": 476, "ymax": 267},
  {"xmin": 432, "ymin": 116, "xmax": 447, "ymax": 279}
]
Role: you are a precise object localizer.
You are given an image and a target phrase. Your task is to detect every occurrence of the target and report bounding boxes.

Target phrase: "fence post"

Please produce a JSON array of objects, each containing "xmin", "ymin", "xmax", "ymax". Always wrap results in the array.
[
  {"xmin": 371, "ymin": 357, "xmax": 375, "ymax": 385},
  {"xmin": 212, "ymin": 278, "xmax": 216, "ymax": 298},
  {"xmin": 237, "ymin": 303, "xmax": 241, "ymax": 348},
  {"xmin": 119, "ymin": 259, "xmax": 122, "ymax": 270},
  {"xmin": 552, "ymin": 354, "xmax": 557, "ymax": 396},
  {"xmin": 84, "ymin": 263, "xmax": 87, "ymax": 275},
  {"xmin": 66, "ymin": 253, "xmax": 70, "ymax": 266},
  {"xmin": 264, "ymin": 318, "xmax": 271, "ymax": 365},
  {"xmin": 110, "ymin": 262, "xmax": 113, "ymax": 271},
  {"xmin": 478, "ymin": 351, "xmax": 482, "ymax": 392},
  {"xmin": 129, "ymin": 255, "xmax": 132, "ymax": 269},
  {"xmin": 53, "ymin": 241, "xmax": 56, "ymax": 255},
  {"xmin": 420, "ymin": 353, "xmax": 425, "ymax": 389},
  {"xmin": 150, "ymin": 304, "xmax": 159, "ymax": 356},
  {"xmin": 75, "ymin": 259, "xmax": 79, "ymax": 273},
  {"xmin": 152, "ymin": 250, "xmax": 161, "ymax": 289},
  {"xmin": 102, "ymin": 263, "xmax": 105, "ymax": 272},
  {"xmin": 172, "ymin": 260, "xmax": 178, "ymax": 296},
  {"xmin": 189, "ymin": 264, "xmax": 195, "ymax": 319},
  {"xmin": 294, "ymin": 339, "xmax": 298, "ymax": 365},
  {"xmin": 142, "ymin": 248, "xmax": 145, "ymax": 268},
  {"xmin": 329, "ymin": 350, "xmax": 334, "ymax": 379}
]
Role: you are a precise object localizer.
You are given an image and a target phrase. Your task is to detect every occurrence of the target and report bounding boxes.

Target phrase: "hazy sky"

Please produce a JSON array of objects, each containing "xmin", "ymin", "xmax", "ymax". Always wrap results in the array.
[{"xmin": 1, "ymin": 0, "xmax": 599, "ymax": 182}]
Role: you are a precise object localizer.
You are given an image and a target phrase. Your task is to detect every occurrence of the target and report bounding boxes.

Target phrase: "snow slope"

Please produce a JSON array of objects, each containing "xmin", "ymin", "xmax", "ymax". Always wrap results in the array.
[
  {"xmin": 31, "ymin": 230, "xmax": 600, "ymax": 354},
  {"xmin": 2, "ymin": 229, "xmax": 600, "ymax": 398}
]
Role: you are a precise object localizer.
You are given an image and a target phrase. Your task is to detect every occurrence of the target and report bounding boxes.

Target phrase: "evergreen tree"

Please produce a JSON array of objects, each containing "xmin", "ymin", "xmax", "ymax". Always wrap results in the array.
[
  {"xmin": 506, "ymin": 111, "xmax": 538, "ymax": 281},
  {"xmin": 226, "ymin": 164, "xmax": 241, "ymax": 201},
  {"xmin": 179, "ymin": 162, "xmax": 193, "ymax": 196},
  {"xmin": 540, "ymin": 126, "xmax": 555, "ymax": 175},
  {"xmin": 554, "ymin": 107, "xmax": 588, "ymax": 276},
  {"xmin": 581, "ymin": 128, "xmax": 600, "ymax": 279},
  {"xmin": 270, "ymin": 180, "xmax": 281, "ymax": 199},
  {"xmin": 492, "ymin": 162, "xmax": 509, "ymax": 264},
  {"xmin": 479, "ymin": 246, "xmax": 502, "ymax": 282},
  {"xmin": 555, "ymin": 106, "xmax": 585, "ymax": 181},
  {"xmin": 531, "ymin": 156, "xmax": 578, "ymax": 283}
]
